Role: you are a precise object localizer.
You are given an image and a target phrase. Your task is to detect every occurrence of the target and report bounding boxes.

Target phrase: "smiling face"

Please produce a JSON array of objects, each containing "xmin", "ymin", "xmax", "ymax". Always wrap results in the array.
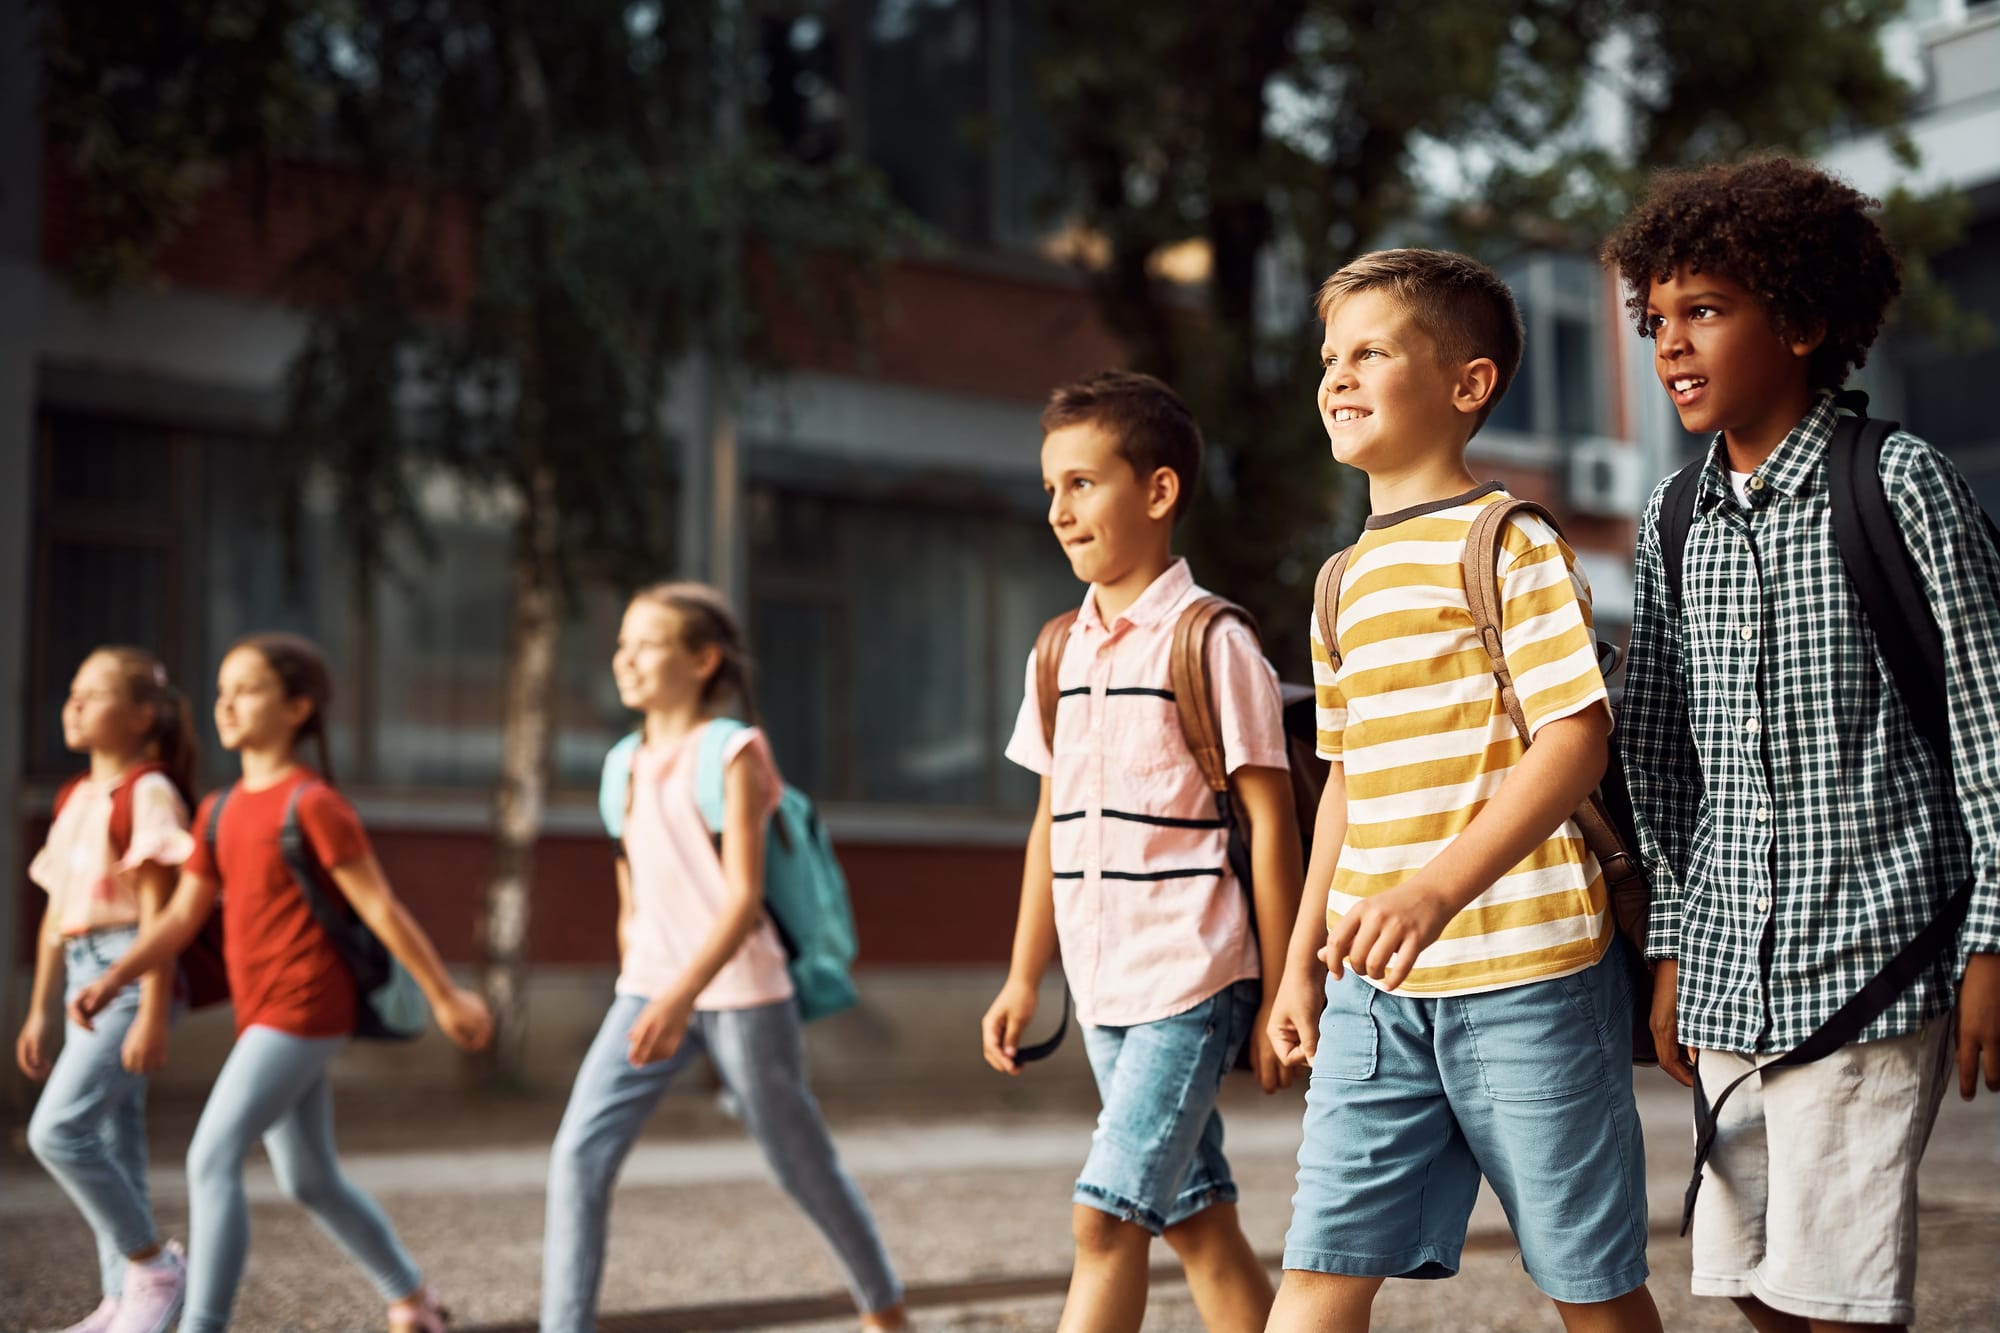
[
  {"xmin": 213, "ymin": 646, "xmax": 313, "ymax": 755},
  {"xmin": 1647, "ymin": 266, "xmax": 1819, "ymax": 454},
  {"xmin": 1317, "ymin": 288, "xmax": 1490, "ymax": 475},
  {"xmin": 1041, "ymin": 421, "xmax": 1176, "ymax": 588},
  {"xmin": 612, "ymin": 599, "xmax": 717, "ymax": 716},
  {"xmin": 62, "ymin": 654, "xmax": 150, "ymax": 758}
]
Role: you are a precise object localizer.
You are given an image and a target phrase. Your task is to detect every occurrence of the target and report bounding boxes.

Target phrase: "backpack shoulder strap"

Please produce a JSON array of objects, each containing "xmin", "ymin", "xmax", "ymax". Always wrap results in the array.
[
  {"xmin": 1826, "ymin": 413, "xmax": 1950, "ymax": 760},
  {"xmin": 105, "ymin": 761, "xmax": 167, "ymax": 860},
  {"xmin": 598, "ymin": 732, "xmax": 643, "ymax": 841},
  {"xmin": 203, "ymin": 783, "xmax": 235, "ymax": 869},
  {"xmin": 1033, "ymin": 610, "xmax": 1080, "ymax": 750},
  {"xmin": 51, "ymin": 774, "xmax": 86, "ymax": 822},
  {"xmin": 1657, "ymin": 460, "xmax": 1704, "ymax": 608},
  {"xmin": 1462, "ymin": 497, "xmax": 1565, "ymax": 743},
  {"xmin": 1314, "ymin": 547, "xmax": 1356, "ymax": 672},
  {"xmin": 695, "ymin": 718, "xmax": 751, "ymax": 835},
  {"xmin": 1169, "ymin": 596, "xmax": 1258, "ymax": 794}
]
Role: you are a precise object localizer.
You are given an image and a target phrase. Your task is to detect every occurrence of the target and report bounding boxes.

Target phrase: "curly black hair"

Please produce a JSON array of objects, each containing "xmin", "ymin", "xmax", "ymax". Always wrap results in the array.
[{"xmin": 1602, "ymin": 156, "xmax": 1902, "ymax": 392}]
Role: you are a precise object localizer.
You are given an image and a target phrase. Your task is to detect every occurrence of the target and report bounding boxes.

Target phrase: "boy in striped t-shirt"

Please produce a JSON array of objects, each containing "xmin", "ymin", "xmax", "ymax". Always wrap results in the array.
[{"xmin": 1265, "ymin": 250, "xmax": 1661, "ymax": 1332}]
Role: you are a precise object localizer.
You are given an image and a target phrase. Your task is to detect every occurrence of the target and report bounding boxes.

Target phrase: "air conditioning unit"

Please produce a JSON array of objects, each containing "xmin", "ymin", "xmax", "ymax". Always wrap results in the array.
[{"xmin": 1568, "ymin": 436, "xmax": 1641, "ymax": 517}]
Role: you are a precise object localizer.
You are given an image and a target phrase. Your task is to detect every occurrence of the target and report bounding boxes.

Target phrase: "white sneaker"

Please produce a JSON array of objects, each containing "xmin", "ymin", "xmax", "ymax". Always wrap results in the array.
[{"xmin": 106, "ymin": 1242, "xmax": 185, "ymax": 1333}]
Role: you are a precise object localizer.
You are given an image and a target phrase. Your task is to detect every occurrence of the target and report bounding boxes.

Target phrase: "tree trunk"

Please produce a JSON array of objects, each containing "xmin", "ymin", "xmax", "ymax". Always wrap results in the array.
[{"xmin": 474, "ymin": 463, "xmax": 562, "ymax": 1084}]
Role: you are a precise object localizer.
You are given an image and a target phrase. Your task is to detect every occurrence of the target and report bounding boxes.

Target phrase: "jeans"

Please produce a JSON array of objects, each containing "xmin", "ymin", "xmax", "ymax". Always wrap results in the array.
[
  {"xmin": 541, "ymin": 993, "xmax": 903, "ymax": 1331},
  {"xmin": 180, "ymin": 1026, "xmax": 423, "ymax": 1332},
  {"xmin": 26, "ymin": 925, "xmax": 159, "ymax": 1299}
]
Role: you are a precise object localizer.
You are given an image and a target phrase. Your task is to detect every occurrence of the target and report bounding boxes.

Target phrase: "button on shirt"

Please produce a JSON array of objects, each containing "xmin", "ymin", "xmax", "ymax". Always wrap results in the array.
[
  {"xmin": 1621, "ymin": 396, "xmax": 2000, "ymax": 1055},
  {"xmin": 1005, "ymin": 559, "xmax": 1289, "ymax": 1028}
]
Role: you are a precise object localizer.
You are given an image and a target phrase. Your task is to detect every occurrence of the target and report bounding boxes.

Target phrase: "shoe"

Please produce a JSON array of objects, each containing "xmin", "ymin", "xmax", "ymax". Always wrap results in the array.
[
  {"xmin": 106, "ymin": 1242, "xmax": 184, "ymax": 1333},
  {"xmin": 58, "ymin": 1297, "xmax": 119, "ymax": 1333},
  {"xmin": 388, "ymin": 1287, "xmax": 452, "ymax": 1332}
]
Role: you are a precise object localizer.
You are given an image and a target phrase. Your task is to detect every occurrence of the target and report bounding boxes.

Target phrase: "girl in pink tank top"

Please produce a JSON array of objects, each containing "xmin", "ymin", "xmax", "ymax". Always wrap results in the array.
[{"xmin": 540, "ymin": 583, "xmax": 907, "ymax": 1332}]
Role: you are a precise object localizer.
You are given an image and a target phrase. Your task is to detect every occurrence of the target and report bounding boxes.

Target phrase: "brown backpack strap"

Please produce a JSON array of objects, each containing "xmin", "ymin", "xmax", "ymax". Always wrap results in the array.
[
  {"xmin": 1461, "ymin": 500, "xmax": 1644, "ymax": 899},
  {"xmin": 1461, "ymin": 498, "xmax": 1562, "ymax": 742},
  {"xmin": 1314, "ymin": 547, "xmax": 1356, "ymax": 671},
  {"xmin": 1033, "ymin": 610, "xmax": 1080, "ymax": 749},
  {"xmin": 1169, "ymin": 596, "xmax": 1258, "ymax": 793}
]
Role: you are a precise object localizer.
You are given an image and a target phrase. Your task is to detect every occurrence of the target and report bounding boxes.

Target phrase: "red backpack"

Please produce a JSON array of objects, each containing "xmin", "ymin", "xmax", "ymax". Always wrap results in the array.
[{"xmin": 53, "ymin": 764, "xmax": 229, "ymax": 1009}]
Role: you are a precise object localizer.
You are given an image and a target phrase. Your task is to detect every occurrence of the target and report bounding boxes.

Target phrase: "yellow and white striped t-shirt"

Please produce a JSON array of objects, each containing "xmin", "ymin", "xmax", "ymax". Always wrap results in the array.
[{"xmin": 1309, "ymin": 484, "xmax": 1612, "ymax": 997}]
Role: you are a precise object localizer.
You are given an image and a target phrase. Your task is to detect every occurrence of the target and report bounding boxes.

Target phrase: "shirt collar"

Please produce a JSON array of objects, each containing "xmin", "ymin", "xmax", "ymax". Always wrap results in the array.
[
  {"xmin": 1077, "ymin": 557, "xmax": 1194, "ymax": 633},
  {"xmin": 1696, "ymin": 392, "xmax": 1841, "ymax": 512}
]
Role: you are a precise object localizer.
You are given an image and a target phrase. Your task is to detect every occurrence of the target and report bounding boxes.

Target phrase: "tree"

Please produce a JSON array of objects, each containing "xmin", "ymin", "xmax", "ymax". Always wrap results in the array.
[
  {"xmin": 38, "ymin": 0, "xmax": 914, "ymax": 1079},
  {"xmin": 1030, "ymin": 0, "xmax": 1967, "ymax": 673}
]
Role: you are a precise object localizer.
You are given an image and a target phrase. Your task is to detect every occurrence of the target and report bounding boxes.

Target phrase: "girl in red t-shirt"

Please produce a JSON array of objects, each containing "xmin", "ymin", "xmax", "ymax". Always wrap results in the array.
[
  {"xmin": 18, "ymin": 647, "xmax": 197, "ymax": 1333},
  {"xmin": 72, "ymin": 633, "xmax": 492, "ymax": 1333}
]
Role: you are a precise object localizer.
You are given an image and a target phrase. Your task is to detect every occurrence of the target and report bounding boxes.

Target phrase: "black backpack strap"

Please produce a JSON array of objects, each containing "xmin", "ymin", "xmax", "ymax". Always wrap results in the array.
[
  {"xmin": 1827, "ymin": 414, "xmax": 1948, "ymax": 758},
  {"xmin": 1013, "ymin": 986, "xmax": 1071, "ymax": 1065},
  {"xmin": 204, "ymin": 783, "xmax": 235, "ymax": 866},
  {"xmin": 1656, "ymin": 460, "xmax": 1704, "ymax": 608},
  {"xmin": 278, "ymin": 782, "xmax": 389, "ymax": 994}
]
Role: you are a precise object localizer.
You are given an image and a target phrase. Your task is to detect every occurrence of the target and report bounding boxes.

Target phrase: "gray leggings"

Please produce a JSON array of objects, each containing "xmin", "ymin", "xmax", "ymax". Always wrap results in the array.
[
  {"xmin": 541, "ymin": 994, "xmax": 903, "ymax": 1332},
  {"xmin": 181, "ymin": 1026, "xmax": 421, "ymax": 1332}
]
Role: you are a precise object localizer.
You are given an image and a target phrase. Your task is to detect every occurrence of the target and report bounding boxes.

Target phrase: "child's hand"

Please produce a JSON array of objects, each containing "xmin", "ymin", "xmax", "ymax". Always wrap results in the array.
[
  {"xmin": 628, "ymin": 992, "xmax": 692, "ymax": 1067},
  {"xmin": 436, "ymin": 987, "xmax": 494, "ymax": 1052},
  {"xmin": 1957, "ymin": 952, "xmax": 2000, "ymax": 1101},
  {"xmin": 15, "ymin": 1012, "xmax": 56, "ymax": 1081},
  {"xmin": 120, "ymin": 1010, "xmax": 170, "ymax": 1074},
  {"xmin": 980, "ymin": 978, "xmax": 1039, "ymax": 1076},
  {"xmin": 1266, "ymin": 967, "xmax": 1323, "ymax": 1072},
  {"xmin": 67, "ymin": 979, "xmax": 119, "ymax": 1033},
  {"xmin": 1321, "ymin": 880, "xmax": 1455, "ymax": 992},
  {"xmin": 1247, "ymin": 1004, "xmax": 1289, "ymax": 1092},
  {"xmin": 1649, "ymin": 959, "xmax": 1696, "ymax": 1087}
]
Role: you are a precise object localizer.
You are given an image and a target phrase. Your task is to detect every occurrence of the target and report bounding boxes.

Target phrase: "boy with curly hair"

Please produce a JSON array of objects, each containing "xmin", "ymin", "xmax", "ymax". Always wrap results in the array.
[{"xmin": 1606, "ymin": 155, "xmax": 2000, "ymax": 1331}]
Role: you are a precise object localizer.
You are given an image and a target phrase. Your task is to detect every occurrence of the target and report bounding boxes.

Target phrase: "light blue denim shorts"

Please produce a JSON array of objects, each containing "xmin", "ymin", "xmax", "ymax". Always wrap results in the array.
[
  {"xmin": 1284, "ymin": 946, "xmax": 1649, "ymax": 1304},
  {"xmin": 1075, "ymin": 978, "xmax": 1259, "ymax": 1236}
]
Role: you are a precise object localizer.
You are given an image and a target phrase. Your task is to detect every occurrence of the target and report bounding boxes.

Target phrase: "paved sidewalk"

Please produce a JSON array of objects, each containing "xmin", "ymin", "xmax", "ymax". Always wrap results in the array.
[{"xmin": 3, "ymin": 1076, "xmax": 1995, "ymax": 1331}]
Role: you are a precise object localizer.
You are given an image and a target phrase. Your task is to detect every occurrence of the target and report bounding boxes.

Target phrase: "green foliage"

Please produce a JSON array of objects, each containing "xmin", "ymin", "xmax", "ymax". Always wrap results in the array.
[
  {"xmin": 1028, "ymin": 0, "xmax": 1965, "ymax": 673},
  {"xmin": 39, "ymin": 0, "xmax": 917, "ymax": 591}
]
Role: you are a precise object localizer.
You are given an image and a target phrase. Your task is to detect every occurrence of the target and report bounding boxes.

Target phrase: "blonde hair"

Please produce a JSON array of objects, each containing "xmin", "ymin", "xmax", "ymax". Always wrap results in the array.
[
  {"xmin": 628, "ymin": 582, "xmax": 760, "ymax": 727},
  {"xmin": 1315, "ymin": 248, "xmax": 1525, "ymax": 434}
]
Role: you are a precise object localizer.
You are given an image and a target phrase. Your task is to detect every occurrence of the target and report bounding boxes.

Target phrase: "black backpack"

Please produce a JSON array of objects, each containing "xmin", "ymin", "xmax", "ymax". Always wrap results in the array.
[{"xmin": 1658, "ymin": 401, "xmax": 2000, "ymax": 1231}]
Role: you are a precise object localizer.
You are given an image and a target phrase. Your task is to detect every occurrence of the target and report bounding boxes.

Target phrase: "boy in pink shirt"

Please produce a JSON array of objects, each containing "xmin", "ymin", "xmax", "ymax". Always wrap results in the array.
[{"xmin": 981, "ymin": 371, "xmax": 1304, "ymax": 1333}]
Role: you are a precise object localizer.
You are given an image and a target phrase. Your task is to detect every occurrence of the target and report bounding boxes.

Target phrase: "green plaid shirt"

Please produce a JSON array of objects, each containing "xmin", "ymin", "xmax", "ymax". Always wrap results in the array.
[{"xmin": 1623, "ymin": 395, "xmax": 2000, "ymax": 1054}]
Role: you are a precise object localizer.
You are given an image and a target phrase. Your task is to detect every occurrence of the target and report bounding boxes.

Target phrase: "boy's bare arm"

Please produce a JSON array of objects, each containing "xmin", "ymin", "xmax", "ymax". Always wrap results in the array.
[
  {"xmin": 982, "ymin": 775, "xmax": 1058, "ymax": 1075},
  {"xmin": 1326, "ymin": 703, "xmax": 1612, "ymax": 990},
  {"xmin": 1268, "ymin": 762, "xmax": 1347, "ymax": 1068},
  {"xmin": 1232, "ymin": 764, "xmax": 1304, "ymax": 1090}
]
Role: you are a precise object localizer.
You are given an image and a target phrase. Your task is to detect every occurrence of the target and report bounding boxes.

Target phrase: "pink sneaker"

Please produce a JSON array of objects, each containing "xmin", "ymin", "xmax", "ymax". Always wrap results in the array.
[
  {"xmin": 59, "ymin": 1297, "xmax": 120, "ymax": 1333},
  {"xmin": 106, "ymin": 1242, "xmax": 185, "ymax": 1333}
]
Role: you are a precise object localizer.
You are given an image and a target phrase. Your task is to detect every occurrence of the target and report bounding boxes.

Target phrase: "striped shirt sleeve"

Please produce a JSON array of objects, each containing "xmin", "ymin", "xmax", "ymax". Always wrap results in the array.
[
  {"xmin": 1308, "ymin": 611, "xmax": 1346, "ymax": 760},
  {"xmin": 1496, "ymin": 514, "xmax": 1607, "ymax": 738}
]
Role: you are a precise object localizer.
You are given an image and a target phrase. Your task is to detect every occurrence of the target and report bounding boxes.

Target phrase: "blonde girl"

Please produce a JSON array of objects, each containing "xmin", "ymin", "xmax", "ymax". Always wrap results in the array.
[
  {"xmin": 541, "ymin": 583, "xmax": 908, "ymax": 1332},
  {"xmin": 19, "ymin": 647, "xmax": 198, "ymax": 1333},
  {"xmin": 71, "ymin": 633, "xmax": 493, "ymax": 1332}
]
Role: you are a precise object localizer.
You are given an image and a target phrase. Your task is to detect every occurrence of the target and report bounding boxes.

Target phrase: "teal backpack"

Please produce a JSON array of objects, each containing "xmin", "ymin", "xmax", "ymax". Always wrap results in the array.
[{"xmin": 598, "ymin": 719, "xmax": 859, "ymax": 1022}]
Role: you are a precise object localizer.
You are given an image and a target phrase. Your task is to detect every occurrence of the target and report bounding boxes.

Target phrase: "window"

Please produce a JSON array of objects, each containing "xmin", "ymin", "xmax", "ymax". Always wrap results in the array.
[
  {"xmin": 748, "ymin": 482, "xmax": 1075, "ymax": 809},
  {"xmin": 28, "ymin": 413, "xmax": 631, "ymax": 794},
  {"xmin": 1484, "ymin": 251, "xmax": 1609, "ymax": 448}
]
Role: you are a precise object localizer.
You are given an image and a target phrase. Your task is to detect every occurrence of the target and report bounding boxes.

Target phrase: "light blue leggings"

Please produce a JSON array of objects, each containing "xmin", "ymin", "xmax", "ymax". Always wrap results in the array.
[
  {"xmin": 26, "ymin": 926, "xmax": 160, "ymax": 1299},
  {"xmin": 181, "ymin": 1026, "xmax": 422, "ymax": 1332},
  {"xmin": 541, "ymin": 993, "xmax": 904, "ymax": 1332}
]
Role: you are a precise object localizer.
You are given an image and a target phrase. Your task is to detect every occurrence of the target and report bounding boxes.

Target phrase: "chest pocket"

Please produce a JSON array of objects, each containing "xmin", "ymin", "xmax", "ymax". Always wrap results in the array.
[{"xmin": 1102, "ymin": 688, "xmax": 1188, "ymax": 776}]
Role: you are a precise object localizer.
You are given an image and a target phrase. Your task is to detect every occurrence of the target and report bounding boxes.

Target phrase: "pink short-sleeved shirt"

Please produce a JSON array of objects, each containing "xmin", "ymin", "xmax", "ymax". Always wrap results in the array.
[
  {"xmin": 1004, "ymin": 559, "xmax": 1290, "ymax": 1027},
  {"xmin": 32, "ymin": 770, "xmax": 194, "ymax": 937},
  {"xmin": 617, "ymin": 721, "xmax": 794, "ymax": 1011}
]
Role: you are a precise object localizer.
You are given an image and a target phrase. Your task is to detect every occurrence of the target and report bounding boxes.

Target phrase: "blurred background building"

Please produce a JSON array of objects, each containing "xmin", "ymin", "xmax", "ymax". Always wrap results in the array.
[{"xmin": 4, "ymin": 0, "xmax": 1989, "ymax": 1102}]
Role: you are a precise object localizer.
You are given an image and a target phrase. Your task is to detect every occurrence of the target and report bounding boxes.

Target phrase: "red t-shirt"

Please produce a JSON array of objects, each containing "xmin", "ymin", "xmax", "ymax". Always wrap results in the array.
[{"xmin": 187, "ymin": 769, "xmax": 368, "ymax": 1038}]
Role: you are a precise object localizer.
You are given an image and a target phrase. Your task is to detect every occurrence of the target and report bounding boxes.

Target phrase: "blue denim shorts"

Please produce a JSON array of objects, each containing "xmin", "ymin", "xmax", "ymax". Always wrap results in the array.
[
  {"xmin": 1075, "ymin": 978, "xmax": 1259, "ymax": 1235},
  {"xmin": 1284, "ymin": 946, "xmax": 1649, "ymax": 1304}
]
